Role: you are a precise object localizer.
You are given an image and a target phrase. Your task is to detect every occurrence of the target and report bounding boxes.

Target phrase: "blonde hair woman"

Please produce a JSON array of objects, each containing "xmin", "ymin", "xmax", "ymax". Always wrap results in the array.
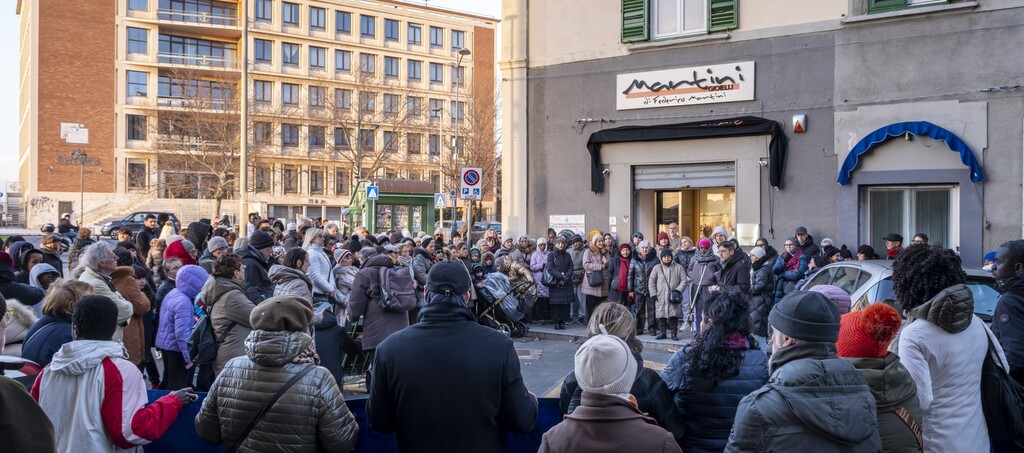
[{"xmin": 580, "ymin": 233, "xmax": 610, "ymax": 322}]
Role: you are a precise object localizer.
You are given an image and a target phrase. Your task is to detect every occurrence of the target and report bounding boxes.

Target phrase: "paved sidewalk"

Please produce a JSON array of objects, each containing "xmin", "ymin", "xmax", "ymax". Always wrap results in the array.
[{"xmin": 519, "ymin": 320, "xmax": 694, "ymax": 353}]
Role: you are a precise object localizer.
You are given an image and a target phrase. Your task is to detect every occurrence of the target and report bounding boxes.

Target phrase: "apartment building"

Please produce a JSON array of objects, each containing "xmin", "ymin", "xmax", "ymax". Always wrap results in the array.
[
  {"xmin": 18, "ymin": 0, "xmax": 496, "ymax": 232},
  {"xmin": 501, "ymin": 0, "xmax": 1024, "ymax": 266}
]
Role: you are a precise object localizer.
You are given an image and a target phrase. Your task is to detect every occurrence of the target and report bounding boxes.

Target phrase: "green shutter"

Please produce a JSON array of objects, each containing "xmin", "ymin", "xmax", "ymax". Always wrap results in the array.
[
  {"xmin": 868, "ymin": 0, "xmax": 908, "ymax": 13},
  {"xmin": 708, "ymin": 0, "xmax": 738, "ymax": 32},
  {"xmin": 622, "ymin": 0, "xmax": 649, "ymax": 43}
]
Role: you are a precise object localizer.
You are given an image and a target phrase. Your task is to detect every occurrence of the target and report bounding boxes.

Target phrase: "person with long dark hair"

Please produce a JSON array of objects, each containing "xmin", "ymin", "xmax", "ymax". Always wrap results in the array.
[{"xmin": 661, "ymin": 290, "xmax": 768, "ymax": 452}]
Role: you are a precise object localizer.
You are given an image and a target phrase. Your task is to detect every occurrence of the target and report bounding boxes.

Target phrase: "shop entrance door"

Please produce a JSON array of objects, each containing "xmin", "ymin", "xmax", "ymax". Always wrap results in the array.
[
  {"xmin": 654, "ymin": 189, "xmax": 735, "ymax": 241},
  {"xmin": 633, "ymin": 163, "xmax": 737, "ymax": 242}
]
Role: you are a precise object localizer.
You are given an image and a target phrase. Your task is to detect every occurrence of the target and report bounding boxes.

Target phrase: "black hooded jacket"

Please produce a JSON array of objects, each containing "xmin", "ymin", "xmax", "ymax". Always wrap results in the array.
[
  {"xmin": 994, "ymin": 270, "xmax": 1024, "ymax": 382},
  {"xmin": 0, "ymin": 265, "xmax": 44, "ymax": 306},
  {"xmin": 235, "ymin": 244, "xmax": 274, "ymax": 302}
]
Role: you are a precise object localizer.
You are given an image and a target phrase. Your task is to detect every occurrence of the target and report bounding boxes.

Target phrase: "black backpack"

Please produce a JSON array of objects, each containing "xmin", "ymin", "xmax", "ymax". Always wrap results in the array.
[
  {"xmin": 375, "ymin": 266, "xmax": 418, "ymax": 313},
  {"xmin": 187, "ymin": 301, "xmax": 236, "ymax": 366}
]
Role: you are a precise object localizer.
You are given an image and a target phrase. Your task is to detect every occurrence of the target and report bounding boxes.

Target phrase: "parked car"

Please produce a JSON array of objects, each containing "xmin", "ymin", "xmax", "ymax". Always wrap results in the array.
[
  {"xmin": 470, "ymin": 221, "xmax": 503, "ymax": 244},
  {"xmin": 432, "ymin": 220, "xmax": 465, "ymax": 243},
  {"xmin": 802, "ymin": 260, "xmax": 999, "ymax": 322},
  {"xmin": 100, "ymin": 212, "xmax": 181, "ymax": 239}
]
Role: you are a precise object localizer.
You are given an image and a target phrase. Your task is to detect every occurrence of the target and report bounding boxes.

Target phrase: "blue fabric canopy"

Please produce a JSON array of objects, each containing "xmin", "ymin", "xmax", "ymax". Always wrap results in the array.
[{"xmin": 838, "ymin": 121, "xmax": 984, "ymax": 185}]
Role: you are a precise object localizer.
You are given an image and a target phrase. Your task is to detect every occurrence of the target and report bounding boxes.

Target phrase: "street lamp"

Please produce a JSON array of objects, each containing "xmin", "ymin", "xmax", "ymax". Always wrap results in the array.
[{"xmin": 70, "ymin": 149, "xmax": 88, "ymax": 225}]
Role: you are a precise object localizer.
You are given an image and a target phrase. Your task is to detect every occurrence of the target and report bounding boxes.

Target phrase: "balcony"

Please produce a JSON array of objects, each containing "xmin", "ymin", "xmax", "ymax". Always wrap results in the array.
[
  {"xmin": 158, "ymin": 53, "xmax": 239, "ymax": 72},
  {"xmin": 157, "ymin": 9, "xmax": 241, "ymax": 39}
]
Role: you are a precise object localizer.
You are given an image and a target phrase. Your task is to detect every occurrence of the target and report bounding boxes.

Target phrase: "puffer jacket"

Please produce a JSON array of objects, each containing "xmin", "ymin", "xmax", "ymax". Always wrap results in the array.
[
  {"xmin": 110, "ymin": 266, "xmax": 151, "ymax": 366},
  {"xmin": 560, "ymin": 353, "xmax": 685, "ymax": 443},
  {"xmin": 725, "ymin": 342, "xmax": 882, "ymax": 452},
  {"xmin": 569, "ymin": 246, "xmax": 585, "ymax": 285},
  {"xmin": 629, "ymin": 251, "xmax": 659, "ymax": 296},
  {"xmin": 270, "ymin": 265, "xmax": 314, "ymax": 302},
  {"xmin": 661, "ymin": 339, "xmax": 769, "ymax": 452},
  {"xmin": 530, "ymin": 249, "xmax": 550, "ymax": 298},
  {"xmin": 78, "ymin": 267, "xmax": 134, "ymax": 343},
  {"xmin": 994, "ymin": 268, "xmax": 1024, "ymax": 382},
  {"xmin": 675, "ymin": 247, "xmax": 696, "ymax": 272},
  {"xmin": 749, "ymin": 256, "xmax": 775, "ymax": 337},
  {"xmin": 717, "ymin": 252, "xmax": 751, "ymax": 294},
  {"xmin": 195, "ymin": 329, "xmax": 359, "ymax": 452},
  {"xmin": 688, "ymin": 250, "xmax": 721, "ymax": 311},
  {"xmin": 155, "ymin": 265, "xmax": 208, "ymax": 363},
  {"xmin": 845, "ymin": 353, "xmax": 923, "ymax": 453},
  {"xmin": 496, "ymin": 258, "xmax": 536, "ymax": 297},
  {"xmin": 206, "ymin": 277, "xmax": 255, "ymax": 375},
  {"xmin": 0, "ymin": 265, "xmax": 45, "ymax": 308},
  {"xmin": 649, "ymin": 262, "xmax": 685, "ymax": 318},
  {"xmin": 772, "ymin": 250, "xmax": 808, "ymax": 305},
  {"xmin": 306, "ymin": 244, "xmax": 339, "ymax": 301}
]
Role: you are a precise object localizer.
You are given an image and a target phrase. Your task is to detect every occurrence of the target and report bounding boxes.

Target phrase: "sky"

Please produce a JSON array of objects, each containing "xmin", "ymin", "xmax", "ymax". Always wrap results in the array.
[{"xmin": 0, "ymin": 0, "xmax": 501, "ymax": 191}]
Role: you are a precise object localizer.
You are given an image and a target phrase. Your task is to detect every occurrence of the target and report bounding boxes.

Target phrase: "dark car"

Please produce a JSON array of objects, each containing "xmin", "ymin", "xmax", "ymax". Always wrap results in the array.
[
  {"xmin": 470, "ymin": 221, "xmax": 502, "ymax": 244},
  {"xmin": 100, "ymin": 212, "xmax": 180, "ymax": 239}
]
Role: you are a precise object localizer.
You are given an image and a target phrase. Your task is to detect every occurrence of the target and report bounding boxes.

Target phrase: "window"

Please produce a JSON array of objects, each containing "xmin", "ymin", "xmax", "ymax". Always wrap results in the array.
[
  {"xmin": 653, "ymin": 0, "xmax": 706, "ymax": 37},
  {"xmin": 450, "ymin": 100, "xmax": 464, "ymax": 123},
  {"xmin": 407, "ymin": 96, "xmax": 422, "ymax": 116},
  {"xmin": 384, "ymin": 19, "xmax": 400, "ymax": 41},
  {"xmin": 428, "ymin": 133, "xmax": 440, "ymax": 155},
  {"xmin": 254, "ymin": 165, "xmax": 271, "ymax": 192},
  {"xmin": 127, "ymin": 114, "xmax": 147, "ymax": 141},
  {"xmin": 429, "ymin": 26, "xmax": 443, "ymax": 47},
  {"xmin": 428, "ymin": 98, "xmax": 443, "ymax": 119},
  {"xmin": 310, "ymin": 167, "xmax": 324, "ymax": 194},
  {"xmin": 358, "ymin": 129, "xmax": 375, "ymax": 150},
  {"xmin": 451, "ymin": 30, "xmax": 465, "ymax": 50},
  {"xmin": 309, "ymin": 126, "xmax": 325, "ymax": 149},
  {"xmin": 282, "ymin": 2, "xmax": 299, "ymax": 26},
  {"xmin": 407, "ymin": 60, "xmax": 421, "ymax": 80},
  {"xmin": 158, "ymin": 0, "xmax": 237, "ymax": 26},
  {"xmin": 282, "ymin": 124, "xmax": 299, "ymax": 147},
  {"xmin": 254, "ymin": 121, "xmax": 272, "ymax": 145},
  {"xmin": 283, "ymin": 165, "xmax": 298, "ymax": 193},
  {"xmin": 335, "ymin": 89, "xmax": 351, "ymax": 111},
  {"xmin": 383, "ymin": 56, "xmax": 399, "ymax": 78},
  {"xmin": 127, "ymin": 27, "xmax": 147, "ymax": 55},
  {"xmin": 335, "ymin": 50, "xmax": 351, "ymax": 72},
  {"xmin": 869, "ymin": 0, "xmax": 945, "ymax": 13},
  {"xmin": 430, "ymin": 171, "xmax": 440, "ymax": 191},
  {"xmin": 128, "ymin": 0, "xmax": 148, "ymax": 11},
  {"xmin": 868, "ymin": 186, "xmax": 954, "ymax": 255},
  {"xmin": 335, "ymin": 168, "xmax": 350, "ymax": 195},
  {"xmin": 334, "ymin": 127, "xmax": 350, "ymax": 149},
  {"xmin": 282, "ymin": 83, "xmax": 299, "ymax": 105},
  {"xmin": 383, "ymin": 131, "xmax": 398, "ymax": 152},
  {"xmin": 309, "ymin": 46, "xmax": 326, "ymax": 69},
  {"xmin": 383, "ymin": 94, "xmax": 399, "ymax": 115},
  {"xmin": 127, "ymin": 161, "xmax": 147, "ymax": 189},
  {"xmin": 359, "ymin": 53, "xmax": 375, "ymax": 74},
  {"xmin": 408, "ymin": 169, "xmax": 420, "ymax": 180},
  {"xmin": 127, "ymin": 70, "xmax": 148, "ymax": 97},
  {"xmin": 407, "ymin": 133, "xmax": 421, "ymax": 154},
  {"xmin": 254, "ymin": 80, "xmax": 272, "ymax": 103},
  {"xmin": 408, "ymin": 24, "xmax": 422, "ymax": 45},
  {"xmin": 623, "ymin": 0, "xmax": 737, "ymax": 43},
  {"xmin": 361, "ymin": 15, "xmax": 375, "ymax": 38},
  {"xmin": 359, "ymin": 91, "xmax": 375, "ymax": 113},
  {"xmin": 282, "ymin": 42, "xmax": 299, "ymax": 66},
  {"xmin": 255, "ymin": 0, "xmax": 272, "ymax": 21},
  {"xmin": 159, "ymin": 34, "xmax": 237, "ymax": 66},
  {"xmin": 309, "ymin": 86, "xmax": 326, "ymax": 108},
  {"xmin": 454, "ymin": 136, "xmax": 464, "ymax": 154},
  {"xmin": 336, "ymin": 11, "xmax": 351, "ymax": 34},
  {"xmin": 429, "ymin": 63, "xmax": 443, "ymax": 84},
  {"xmin": 309, "ymin": 6, "xmax": 325, "ymax": 30},
  {"xmin": 254, "ymin": 38, "xmax": 272, "ymax": 63},
  {"xmin": 451, "ymin": 65, "xmax": 465, "ymax": 86}
]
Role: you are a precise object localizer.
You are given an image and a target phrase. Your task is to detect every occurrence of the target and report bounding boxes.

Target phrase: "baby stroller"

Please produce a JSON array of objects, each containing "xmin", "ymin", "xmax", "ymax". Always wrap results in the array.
[{"xmin": 476, "ymin": 273, "xmax": 531, "ymax": 338}]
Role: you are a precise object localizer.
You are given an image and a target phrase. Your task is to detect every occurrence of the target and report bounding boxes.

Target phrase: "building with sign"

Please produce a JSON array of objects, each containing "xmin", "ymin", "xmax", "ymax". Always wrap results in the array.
[
  {"xmin": 501, "ymin": 0, "xmax": 1024, "ymax": 265},
  {"xmin": 17, "ymin": 0, "xmax": 497, "ymax": 228}
]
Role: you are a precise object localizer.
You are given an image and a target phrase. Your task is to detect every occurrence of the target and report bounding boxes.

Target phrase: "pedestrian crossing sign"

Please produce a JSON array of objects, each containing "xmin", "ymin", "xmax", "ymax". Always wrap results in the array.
[
  {"xmin": 435, "ymin": 193, "xmax": 447, "ymax": 209},
  {"xmin": 366, "ymin": 185, "xmax": 379, "ymax": 200}
]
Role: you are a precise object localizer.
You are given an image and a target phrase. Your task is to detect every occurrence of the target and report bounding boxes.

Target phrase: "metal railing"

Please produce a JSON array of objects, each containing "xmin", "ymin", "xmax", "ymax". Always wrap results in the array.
[
  {"xmin": 158, "ymin": 53, "xmax": 238, "ymax": 69},
  {"xmin": 157, "ymin": 9, "xmax": 239, "ymax": 27}
]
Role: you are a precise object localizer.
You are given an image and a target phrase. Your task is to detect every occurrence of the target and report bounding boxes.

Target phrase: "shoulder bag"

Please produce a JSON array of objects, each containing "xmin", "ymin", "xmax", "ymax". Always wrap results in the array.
[
  {"xmin": 224, "ymin": 364, "xmax": 316, "ymax": 453},
  {"xmin": 980, "ymin": 327, "xmax": 1024, "ymax": 442}
]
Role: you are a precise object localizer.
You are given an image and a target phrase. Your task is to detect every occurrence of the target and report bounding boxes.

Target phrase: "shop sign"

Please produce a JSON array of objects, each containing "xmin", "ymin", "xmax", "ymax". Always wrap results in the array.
[{"xmin": 616, "ymin": 61, "xmax": 755, "ymax": 110}]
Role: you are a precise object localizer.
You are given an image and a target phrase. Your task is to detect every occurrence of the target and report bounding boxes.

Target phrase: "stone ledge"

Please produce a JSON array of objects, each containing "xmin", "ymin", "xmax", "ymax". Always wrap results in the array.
[{"xmin": 842, "ymin": 2, "xmax": 978, "ymax": 25}]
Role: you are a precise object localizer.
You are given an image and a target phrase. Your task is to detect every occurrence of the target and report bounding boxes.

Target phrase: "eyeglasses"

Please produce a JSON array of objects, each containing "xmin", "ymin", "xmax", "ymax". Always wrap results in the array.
[{"xmin": 784, "ymin": 243, "xmax": 796, "ymax": 247}]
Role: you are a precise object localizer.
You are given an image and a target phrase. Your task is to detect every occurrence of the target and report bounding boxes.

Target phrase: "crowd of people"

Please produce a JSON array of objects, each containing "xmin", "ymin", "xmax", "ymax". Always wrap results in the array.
[{"xmin": 0, "ymin": 213, "xmax": 1022, "ymax": 452}]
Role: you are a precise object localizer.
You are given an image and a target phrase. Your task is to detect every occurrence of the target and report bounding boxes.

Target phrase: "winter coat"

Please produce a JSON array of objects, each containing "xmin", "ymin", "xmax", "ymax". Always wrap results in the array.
[
  {"xmin": 630, "ymin": 251, "xmax": 660, "ymax": 296},
  {"xmin": 282, "ymin": 231, "xmax": 303, "ymax": 250},
  {"xmin": 772, "ymin": 251, "xmax": 808, "ymax": 305},
  {"xmin": 205, "ymin": 277, "xmax": 255, "ymax": 375},
  {"xmin": 347, "ymin": 255, "xmax": 409, "ymax": 351},
  {"xmin": 185, "ymin": 222, "xmax": 213, "ymax": 253},
  {"xmin": 31, "ymin": 340, "xmax": 184, "ymax": 452},
  {"xmin": 28, "ymin": 263, "xmax": 60, "ymax": 292},
  {"xmin": 333, "ymin": 264, "xmax": 358, "ymax": 309},
  {"xmin": 717, "ymin": 252, "xmax": 751, "ymax": 294},
  {"xmin": 412, "ymin": 248, "xmax": 433, "ymax": 304},
  {"xmin": 38, "ymin": 248, "xmax": 63, "ymax": 278},
  {"xmin": 530, "ymin": 249, "xmax": 550, "ymax": 298},
  {"xmin": 797, "ymin": 234, "xmax": 820, "ymax": 260},
  {"xmin": 845, "ymin": 353, "xmax": 924, "ymax": 453},
  {"xmin": 21, "ymin": 315, "xmax": 73, "ymax": 367},
  {"xmin": 110, "ymin": 266, "xmax": 152, "ymax": 366},
  {"xmin": 195, "ymin": 329, "xmax": 359, "ymax": 452},
  {"xmin": 540, "ymin": 392, "xmax": 681, "ymax": 453},
  {"xmin": 993, "ymin": 270, "xmax": 1024, "ymax": 382},
  {"xmin": 650, "ymin": 261, "xmax": 686, "ymax": 318},
  {"xmin": 661, "ymin": 340, "xmax": 769, "ymax": 452},
  {"xmin": 67, "ymin": 237, "xmax": 95, "ymax": 271},
  {"xmin": 2, "ymin": 299, "xmax": 38, "ymax": 356},
  {"xmin": 896, "ymin": 284, "xmax": 990, "ymax": 452},
  {"xmin": 136, "ymin": 226, "xmax": 157, "ymax": 257},
  {"xmin": 0, "ymin": 265, "xmax": 44, "ymax": 308},
  {"xmin": 569, "ymin": 247, "xmax": 586, "ymax": 285},
  {"xmin": 725, "ymin": 342, "xmax": 882, "ymax": 452},
  {"xmin": 749, "ymin": 256, "xmax": 775, "ymax": 337},
  {"xmin": 78, "ymin": 267, "xmax": 134, "ymax": 343},
  {"xmin": 163, "ymin": 239, "xmax": 196, "ymax": 266},
  {"xmin": 545, "ymin": 248, "xmax": 575, "ymax": 306},
  {"xmin": 687, "ymin": 251, "xmax": 721, "ymax": 311},
  {"xmin": 581, "ymin": 247, "xmax": 610, "ymax": 297},
  {"xmin": 510, "ymin": 246, "xmax": 531, "ymax": 266},
  {"xmin": 368, "ymin": 301, "xmax": 538, "ymax": 452},
  {"xmin": 306, "ymin": 244, "xmax": 339, "ymax": 301},
  {"xmin": 0, "ymin": 374, "xmax": 56, "ymax": 452},
  {"xmin": 270, "ymin": 265, "xmax": 314, "ymax": 302},
  {"xmin": 496, "ymin": 258, "xmax": 536, "ymax": 296},
  {"xmin": 196, "ymin": 248, "xmax": 214, "ymax": 274},
  {"xmin": 236, "ymin": 244, "xmax": 274, "ymax": 302},
  {"xmin": 675, "ymin": 247, "xmax": 696, "ymax": 272},
  {"xmin": 155, "ymin": 265, "xmax": 208, "ymax": 363},
  {"xmin": 561, "ymin": 353, "xmax": 685, "ymax": 443}
]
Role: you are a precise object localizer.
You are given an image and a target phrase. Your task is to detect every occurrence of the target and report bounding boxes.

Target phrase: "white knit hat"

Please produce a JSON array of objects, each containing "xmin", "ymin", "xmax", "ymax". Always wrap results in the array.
[{"xmin": 575, "ymin": 326, "xmax": 637, "ymax": 398}]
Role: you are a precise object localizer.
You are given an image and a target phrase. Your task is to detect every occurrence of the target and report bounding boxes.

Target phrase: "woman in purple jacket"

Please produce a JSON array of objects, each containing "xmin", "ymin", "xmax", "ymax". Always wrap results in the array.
[{"xmin": 155, "ymin": 264, "xmax": 209, "ymax": 390}]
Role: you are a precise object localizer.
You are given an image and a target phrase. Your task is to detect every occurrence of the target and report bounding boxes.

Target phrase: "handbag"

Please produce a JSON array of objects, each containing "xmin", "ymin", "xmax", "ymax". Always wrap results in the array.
[
  {"xmin": 586, "ymin": 271, "xmax": 604, "ymax": 287},
  {"xmin": 542, "ymin": 267, "xmax": 560, "ymax": 288},
  {"xmin": 224, "ymin": 365, "xmax": 316, "ymax": 453},
  {"xmin": 668, "ymin": 290, "xmax": 683, "ymax": 305},
  {"xmin": 980, "ymin": 328, "xmax": 1024, "ymax": 441}
]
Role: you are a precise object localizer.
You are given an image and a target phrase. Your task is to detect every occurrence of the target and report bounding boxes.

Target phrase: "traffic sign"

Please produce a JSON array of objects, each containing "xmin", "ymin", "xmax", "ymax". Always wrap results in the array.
[
  {"xmin": 434, "ymin": 193, "xmax": 447, "ymax": 209},
  {"xmin": 366, "ymin": 185, "xmax": 379, "ymax": 200},
  {"xmin": 460, "ymin": 167, "xmax": 483, "ymax": 200}
]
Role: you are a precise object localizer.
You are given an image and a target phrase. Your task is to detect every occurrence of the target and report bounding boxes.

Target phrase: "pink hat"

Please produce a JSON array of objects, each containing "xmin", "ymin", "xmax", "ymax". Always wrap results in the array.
[
  {"xmin": 808, "ymin": 284, "xmax": 852, "ymax": 314},
  {"xmin": 697, "ymin": 238, "xmax": 712, "ymax": 248}
]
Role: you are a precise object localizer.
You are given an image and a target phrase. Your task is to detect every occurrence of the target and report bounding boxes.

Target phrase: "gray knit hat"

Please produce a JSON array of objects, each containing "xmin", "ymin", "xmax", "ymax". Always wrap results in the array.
[
  {"xmin": 575, "ymin": 329, "xmax": 637, "ymax": 397},
  {"xmin": 769, "ymin": 291, "xmax": 841, "ymax": 343},
  {"xmin": 207, "ymin": 236, "xmax": 229, "ymax": 252}
]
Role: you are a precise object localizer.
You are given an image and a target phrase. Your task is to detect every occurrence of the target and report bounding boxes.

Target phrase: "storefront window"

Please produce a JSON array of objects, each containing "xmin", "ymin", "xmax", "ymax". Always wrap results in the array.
[
  {"xmin": 868, "ymin": 186, "xmax": 952, "ymax": 252},
  {"xmin": 698, "ymin": 188, "xmax": 734, "ymax": 239},
  {"xmin": 376, "ymin": 204, "xmax": 393, "ymax": 231},
  {"xmin": 656, "ymin": 188, "xmax": 732, "ymax": 240},
  {"xmin": 412, "ymin": 206, "xmax": 423, "ymax": 234},
  {"xmin": 394, "ymin": 205, "xmax": 409, "ymax": 232}
]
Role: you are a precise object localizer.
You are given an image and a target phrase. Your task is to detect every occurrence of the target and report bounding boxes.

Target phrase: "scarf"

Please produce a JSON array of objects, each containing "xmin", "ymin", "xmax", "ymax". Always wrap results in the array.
[
  {"xmin": 292, "ymin": 342, "xmax": 321, "ymax": 365},
  {"xmin": 723, "ymin": 332, "xmax": 750, "ymax": 349},
  {"xmin": 887, "ymin": 247, "xmax": 901, "ymax": 258},
  {"xmin": 693, "ymin": 246, "xmax": 717, "ymax": 264},
  {"xmin": 784, "ymin": 247, "xmax": 802, "ymax": 271},
  {"xmin": 616, "ymin": 256, "xmax": 630, "ymax": 293}
]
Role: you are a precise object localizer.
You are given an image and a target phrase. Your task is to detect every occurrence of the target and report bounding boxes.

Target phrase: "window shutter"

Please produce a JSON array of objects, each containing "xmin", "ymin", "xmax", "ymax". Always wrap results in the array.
[
  {"xmin": 868, "ymin": 0, "xmax": 909, "ymax": 13},
  {"xmin": 621, "ymin": 0, "xmax": 649, "ymax": 43},
  {"xmin": 708, "ymin": 0, "xmax": 738, "ymax": 32}
]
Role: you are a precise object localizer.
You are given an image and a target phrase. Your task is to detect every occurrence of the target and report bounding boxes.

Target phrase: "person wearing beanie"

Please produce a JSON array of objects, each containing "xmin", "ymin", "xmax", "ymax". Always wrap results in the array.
[
  {"xmin": 648, "ymin": 247, "xmax": 686, "ymax": 341},
  {"xmin": 196, "ymin": 294, "xmax": 359, "ymax": 452},
  {"xmin": 368, "ymin": 261, "xmax": 538, "ymax": 452},
  {"xmin": 541, "ymin": 328, "xmax": 681, "ymax": 453},
  {"xmin": 807, "ymin": 284, "xmax": 852, "ymax": 314},
  {"xmin": 710, "ymin": 225, "xmax": 729, "ymax": 257},
  {"xmin": 197, "ymin": 235, "xmax": 230, "ymax": 274},
  {"xmin": 686, "ymin": 236, "xmax": 721, "ymax": 335},
  {"xmin": 545, "ymin": 235, "xmax": 575, "ymax": 329},
  {"xmin": 236, "ymin": 230, "xmax": 276, "ymax": 302},
  {"xmin": 607, "ymin": 242, "xmax": 632, "ymax": 306},
  {"xmin": 748, "ymin": 245, "xmax": 775, "ymax": 351},
  {"xmin": 819, "ymin": 237, "xmax": 837, "ymax": 258},
  {"xmin": 836, "ymin": 303, "xmax": 923, "ymax": 452},
  {"xmin": 794, "ymin": 226, "xmax": 820, "ymax": 258},
  {"xmin": 629, "ymin": 240, "xmax": 659, "ymax": 335},
  {"xmin": 656, "ymin": 231, "xmax": 671, "ymax": 253},
  {"xmin": 728, "ymin": 290, "xmax": 882, "ymax": 452}
]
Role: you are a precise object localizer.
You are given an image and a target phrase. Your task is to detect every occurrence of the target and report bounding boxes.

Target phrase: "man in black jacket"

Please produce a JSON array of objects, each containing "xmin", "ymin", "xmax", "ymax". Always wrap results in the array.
[
  {"xmin": 38, "ymin": 235, "xmax": 65, "ymax": 278},
  {"xmin": 237, "ymin": 230, "xmax": 275, "ymax": 302},
  {"xmin": 794, "ymin": 226, "xmax": 820, "ymax": 259},
  {"xmin": 368, "ymin": 261, "xmax": 538, "ymax": 453},
  {"xmin": 994, "ymin": 239, "xmax": 1024, "ymax": 382},
  {"xmin": 717, "ymin": 241, "xmax": 751, "ymax": 295},
  {"xmin": 135, "ymin": 215, "xmax": 158, "ymax": 256}
]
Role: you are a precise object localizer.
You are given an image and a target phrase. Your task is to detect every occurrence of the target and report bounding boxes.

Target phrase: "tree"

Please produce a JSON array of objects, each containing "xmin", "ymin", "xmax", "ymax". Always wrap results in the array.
[{"xmin": 439, "ymin": 80, "xmax": 502, "ymax": 222}]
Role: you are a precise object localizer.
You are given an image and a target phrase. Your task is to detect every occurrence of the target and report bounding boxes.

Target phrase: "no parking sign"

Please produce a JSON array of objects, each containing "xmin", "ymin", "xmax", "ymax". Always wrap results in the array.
[{"xmin": 460, "ymin": 167, "xmax": 483, "ymax": 200}]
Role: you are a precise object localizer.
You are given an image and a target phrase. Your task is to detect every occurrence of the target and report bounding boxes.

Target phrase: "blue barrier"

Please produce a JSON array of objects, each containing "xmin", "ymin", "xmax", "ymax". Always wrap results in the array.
[{"xmin": 144, "ymin": 390, "xmax": 562, "ymax": 453}]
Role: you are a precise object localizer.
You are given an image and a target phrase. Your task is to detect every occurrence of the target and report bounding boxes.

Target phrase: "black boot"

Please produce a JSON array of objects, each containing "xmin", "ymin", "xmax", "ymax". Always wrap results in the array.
[
  {"xmin": 655, "ymin": 318, "xmax": 667, "ymax": 340},
  {"xmin": 669, "ymin": 317, "xmax": 679, "ymax": 341}
]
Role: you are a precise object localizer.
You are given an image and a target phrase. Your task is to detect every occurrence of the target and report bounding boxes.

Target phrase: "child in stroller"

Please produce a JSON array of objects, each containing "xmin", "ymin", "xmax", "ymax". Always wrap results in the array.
[{"xmin": 476, "ymin": 273, "xmax": 531, "ymax": 338}]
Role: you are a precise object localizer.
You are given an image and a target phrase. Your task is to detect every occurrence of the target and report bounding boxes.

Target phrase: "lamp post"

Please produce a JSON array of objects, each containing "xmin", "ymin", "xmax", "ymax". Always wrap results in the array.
[{"xmin": 70, "ymin": 149, "xmax": 88, "ymax": 225}]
